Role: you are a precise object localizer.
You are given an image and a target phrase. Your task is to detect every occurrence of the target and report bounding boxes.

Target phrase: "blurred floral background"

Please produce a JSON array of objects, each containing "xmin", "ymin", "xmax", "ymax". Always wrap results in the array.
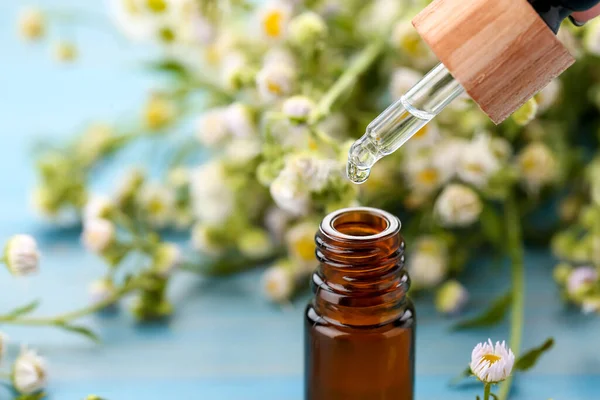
[{"xmin": 2, "ymin": 0, "xmax": 600, "ymax": 398}]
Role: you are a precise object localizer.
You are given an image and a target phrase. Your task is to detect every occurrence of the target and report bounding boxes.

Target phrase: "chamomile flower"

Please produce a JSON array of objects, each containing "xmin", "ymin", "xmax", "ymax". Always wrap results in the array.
[
  {"xmin": 434, "ymin": 184, "xmax": 482, "ymax": 227},
  {"xmin": 517, "ymin": 142, "xmax": 558, "ymax": 193},
  {"xmin": 512, "ymin": 98, "xmax": 538, "ymax": 126},
  {"xmin": 238, "ymin": 229, "xmax": 274, "ymax": 259},
  {"xmin": 225, "ymin": 137, "xmax": 262, "ymax": 164},
  {"xmin": 139, "ymin": 184, "xmax": 175, "ymax": 228},
  {"xmin": 225, "ymin": 103, "xmax": 256, "ymax": 138},
  {"xmin": 109, "ymin": 0, "xmax": 154, "ymax": 41},
  {"xmin": 270, "ymin": 166, "xmax": 311, "ymax": 216},
  {"xmin": 470, "ymin": 339, "xmax": 515, "ymax": 384},
  {"xmin": 391, "ymin": 20, "xmax": 435, "ymax": 67},
  {"xmin": 258, "ymin": 1, "xmax": 292, "ymax": 41},
  {"xmin": 84, "ymin": 195, "xmax": 114, "ymax": 221},
  {"xmin": 3, "ymin": 234, "xmax": 40, "ymax": 277},
  {"xmin": 283, "ymin": 96, "xmax": 315, "ymax": 123},
  {"xmin": 256, "ymin": 62, "xmax": 295, "ymax": 102},
  {"xmin": 457, "ymin": 134, "xmax": 501, "ymax": 188},
  {"xmin": 12, "ymin": 347, "xmax": 47, "ymax": 394},
  {"xmin": 288, "ymin": 11, "xmax": 327, "ymax": 47},
  {"xmin": 535, "ymin": 79, "xmax": 561, "ymax": 112},
  {"xmin": 221, "ymin": 51, "xmax": 249, "ymax": 90},
  {"xmin": 263, "ymin": 47, "xmax": 296, "ymax": 69},
  {"xmin": 286, "ymin": 221, "xmax": 318, "ymax": 272},
  {"xmin": 262, "ymin": 261, "xmax": 294, "ymax": 302},
  {"xmin": 435, "ymin": 280, "xmax": 469, "ymax": 315},
  {"xmin": 190, "ymin": 160, "xmax": 235, "ymax": 224},
  {"xmin": 407, "ymin": 236, "xmax": 448, "ymax": 289},
  {"xmin": 82, "ymin": 219, "xmax": 116, "ymax": 254},
  {"xmin": 195, "ymin": 107, "xmax": 230, "ymax": 148},
  {"xmin": 143, "ymin": 93, "xmax": 176, "ymax": 131},
  {"xmin": 404, "ymin": 122, "xmax": 440, "ymax": 150},
  {"xmin": 584, "ymin": 19, "xmax": 600, "ymax": 56}
]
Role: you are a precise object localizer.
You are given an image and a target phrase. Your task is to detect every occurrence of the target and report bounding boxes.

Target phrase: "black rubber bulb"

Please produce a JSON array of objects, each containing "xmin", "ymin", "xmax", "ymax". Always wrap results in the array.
[{"xmin": 529, "ymin": 0, "xmax": 600, "ymax": 32}]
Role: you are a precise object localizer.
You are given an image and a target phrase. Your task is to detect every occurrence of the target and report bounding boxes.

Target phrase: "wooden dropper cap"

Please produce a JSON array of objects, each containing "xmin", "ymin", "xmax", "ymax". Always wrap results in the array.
[{"xmin": 412, "ymin": 0, "xmax": 575, "ymax": 124}]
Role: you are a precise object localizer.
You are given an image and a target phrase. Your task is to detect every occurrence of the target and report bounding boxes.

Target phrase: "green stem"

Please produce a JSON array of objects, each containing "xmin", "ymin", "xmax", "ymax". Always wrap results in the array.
[
  {"xmin": 0, "ymin": 280, "xmax": 143, "ymax": 327},
  {"xmin": 499, "ymin": 193, "xmax": 525, "ymax": 400},
  {"xmin": 484, "ymin": 383, "xmax": 492, "ymax": 400},
  {"xmin": 308, "ymin": 39, "xmax": 385, "ymax": 125}
]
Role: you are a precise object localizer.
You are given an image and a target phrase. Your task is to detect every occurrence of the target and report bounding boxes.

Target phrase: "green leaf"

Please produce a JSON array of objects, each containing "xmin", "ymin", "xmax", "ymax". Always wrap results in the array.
[
  {"xmin": 56, "ymin": 323, "xmax": 100, "ymax": 343},
  {"xmin": 452, "ymin": 291, "xmax": 512, "ymax": 330},
  {"xmin": 515, "ymin": 337, "xmax": 555, "ymax": 371},
  {"xmin": 145, "ymin": 59, "xmax": 189, "ymax": 80},
  {"xmin": 449, "ymin": 366, "xmax": 472, "ymax": 386},
  {"xmin": 5, "ymin": 300, "xmax": 40, "ymax": 319}
]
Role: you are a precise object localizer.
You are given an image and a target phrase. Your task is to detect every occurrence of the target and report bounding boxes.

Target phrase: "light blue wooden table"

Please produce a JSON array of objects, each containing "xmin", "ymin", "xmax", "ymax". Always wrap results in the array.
[{"xmin": 1, "ymin": 2, "xmax": 599, "ymax": 399}]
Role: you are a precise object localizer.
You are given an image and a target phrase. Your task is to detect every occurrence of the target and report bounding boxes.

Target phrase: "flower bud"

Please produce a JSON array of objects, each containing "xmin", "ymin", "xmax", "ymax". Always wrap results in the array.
[
  {"xmin": 12, "ymin": 347, "xmax": 47, "ymax": 394},
  {"xmin": 3, "ymin": 234, "xmax": 40, "ymax": 277},
  {"xmin": 88, "ymin": 278, "xmax": 117, "ymax": 308},
  {"xmin": 82, "ymin": 219, "xmax": 116, "ymax": 255},
  {"xmin": 153, "ymin": 243, "xmax": 182, "ymax": 277},
  {"xmin": 282, "ymin": 96, "xmax": 315, "ymax": 123},
  {"xmin": 289, "ymin": 11, "xmax": 327, "ymax": 47},
  {"xmin": 435, "ymin": 280, "xmax": 469, "ymax": 315},
  {"xmin": 17, "ymin": 7, "xmax": 45, "ymax": 41}
]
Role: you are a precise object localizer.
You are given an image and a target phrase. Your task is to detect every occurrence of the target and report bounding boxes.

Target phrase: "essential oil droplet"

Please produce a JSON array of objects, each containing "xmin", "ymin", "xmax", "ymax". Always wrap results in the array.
[{"xmin": 346, "ymin": 160, "xmax": 371, "ymax": 184}]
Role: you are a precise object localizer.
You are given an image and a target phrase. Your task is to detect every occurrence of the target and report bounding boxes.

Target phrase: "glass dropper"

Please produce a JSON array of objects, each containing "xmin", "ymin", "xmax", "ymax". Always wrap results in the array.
[{"xmin": 347, "ymin": 63, "xmax": 465, "ymax": 184}]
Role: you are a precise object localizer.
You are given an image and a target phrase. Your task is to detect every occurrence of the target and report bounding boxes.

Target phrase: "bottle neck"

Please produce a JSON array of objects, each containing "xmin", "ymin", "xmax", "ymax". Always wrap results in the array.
[{"xmin": 312, "ymin": 207, "xmax": 410, "ymax": 327}]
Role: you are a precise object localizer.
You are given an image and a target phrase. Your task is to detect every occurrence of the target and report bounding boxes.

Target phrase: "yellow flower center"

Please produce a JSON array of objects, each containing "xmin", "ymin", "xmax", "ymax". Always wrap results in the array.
[
  {"xmin": 146, "ymin": 0, "xmax": 167, "ymax": 13},
  {"xmin": 480, "ymin": 353, "xmax": 501, "ymax": 365},
  {"xmin": 401, "ymin": 34, "xmax": 422, "ymax": 56},
  {"xmin": 465, "ymin": 162, "xmax": 485, "ymax": 174},
  {"xmin": 263, "ymin": 10, "xmax": 284, "ymax": 38},
  {"xmin": 416, "ymin": 168, "xmax": 439, "ymax": 185},
  {"xmin": 294, "ymin": 237, "xmax": 316, "ymax": 261},
  {"xmin": 148, "ymin": 198, "xmax": 166, "ymax": 215},
  {"xmin": 521, "ymin": 156, "xmax": 537, "ymax": 172},
  {"xmin": 413, "ymin": 125, "xmax": 429, "ymax": 138},
  {"xmin": 267, "ymin": 80, "xmax": 283, "ymax": 95}
]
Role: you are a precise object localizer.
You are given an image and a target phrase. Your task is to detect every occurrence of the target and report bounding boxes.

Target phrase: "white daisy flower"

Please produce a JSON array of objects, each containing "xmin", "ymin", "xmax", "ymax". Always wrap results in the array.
[
  {"xmin": 139, "ymin": 183, "xmax": 175, "ymax": 228},
  {"xmin": 12, "ymin": 346, "xmax": 48, "ymax": 394},
  {"xmin": 270, "ymin": 166, "xmax": 311, "ymax": 216},
  {"xmin": 389, "ymin": 67, "xmax": 422, "ymax": 100},
  {"xmin": 109, "ymin": 0, "xmax": 155, "ymax": 41},
  {"xmin": 286, "ymin": 221, "xmax": 318, "ymax": 272},
  {"xmin": 258, "ymin": 1, "xmax": 292, "ymax": 41},
  {"xmin": 262, "ymin": 262, "xmax": 294, "ymax": 302},
  {"xmin": 195, "ymin": 107, "xmax": 230, "ymax": 148},
  {"xmin": 391, "ymin": 20, "xmax": 435, "ymax": 67},
  {"xmin": 190, "ymin": 160, "xmax": 235, "ymax": 225},
  {"xmin": 405, "ymin": 122, "xmax": 441, "ymax": 150},
  {"xmin": 3, "ymin": 234, "xmax": 40, "ymax": 277},
  {"xmin": 470, "ymin": 339, "xmax": 515, "ymax": 383},
  {"xmin": 82, "ymin": 219, "xmax": 115, "ymax": 254},
  {"xmin": 225, "ymin": 103, "xmax": 256, "ymax": 138},
  {"xmin": 512, "ymin": 98, "xmax": 538, "ymax": 126},
  {"xmin": 256, "ymin": 63, "xmax": 295, "ymax": 102},
  {"xmin": 403, "ymin": 151, "xmax": 450, "ymax": 195},
  {"xmin": 282, "ymin": 96, "xmax": 315, "ymax": 122},
  {"xmin": 84, "ymin": 195, "xmax": 114, "ymax": 221},
  {"xmin": 457, "ymin": 134, "xmax": 501, "ymax": 188},
  {"xmin": 434, "ymin": 184, "xmax": 483, "ymax": 227},
  {"xmin": 517, "ymin": 142, "xmax": 558, "ymax": 193},
  {"xmin": 407, "ymin": 236, "xmax": 448, "ymax": 289},
  {"xmin": 431, "ymin": 137, "xmax": 469, "ymax": 178}
]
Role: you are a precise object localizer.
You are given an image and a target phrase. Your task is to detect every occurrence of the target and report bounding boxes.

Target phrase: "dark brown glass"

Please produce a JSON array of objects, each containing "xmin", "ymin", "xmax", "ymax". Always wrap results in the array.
[{"xmin": 305, "ymin": 207, "xmax": 415, "ymax": 400}]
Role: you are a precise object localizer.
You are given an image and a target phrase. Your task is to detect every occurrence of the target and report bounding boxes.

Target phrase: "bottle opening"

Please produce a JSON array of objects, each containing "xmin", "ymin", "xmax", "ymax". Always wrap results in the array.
[{"xmin": 321, "ymin": 207, "xmax": 400, "ymax": 241}]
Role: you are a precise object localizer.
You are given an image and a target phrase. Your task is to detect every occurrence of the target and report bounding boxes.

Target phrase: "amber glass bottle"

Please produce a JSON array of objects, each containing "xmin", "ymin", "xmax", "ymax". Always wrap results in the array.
[{"xmin": 305, "ymin": 207, "xmax": 415, "ymax": 400}]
